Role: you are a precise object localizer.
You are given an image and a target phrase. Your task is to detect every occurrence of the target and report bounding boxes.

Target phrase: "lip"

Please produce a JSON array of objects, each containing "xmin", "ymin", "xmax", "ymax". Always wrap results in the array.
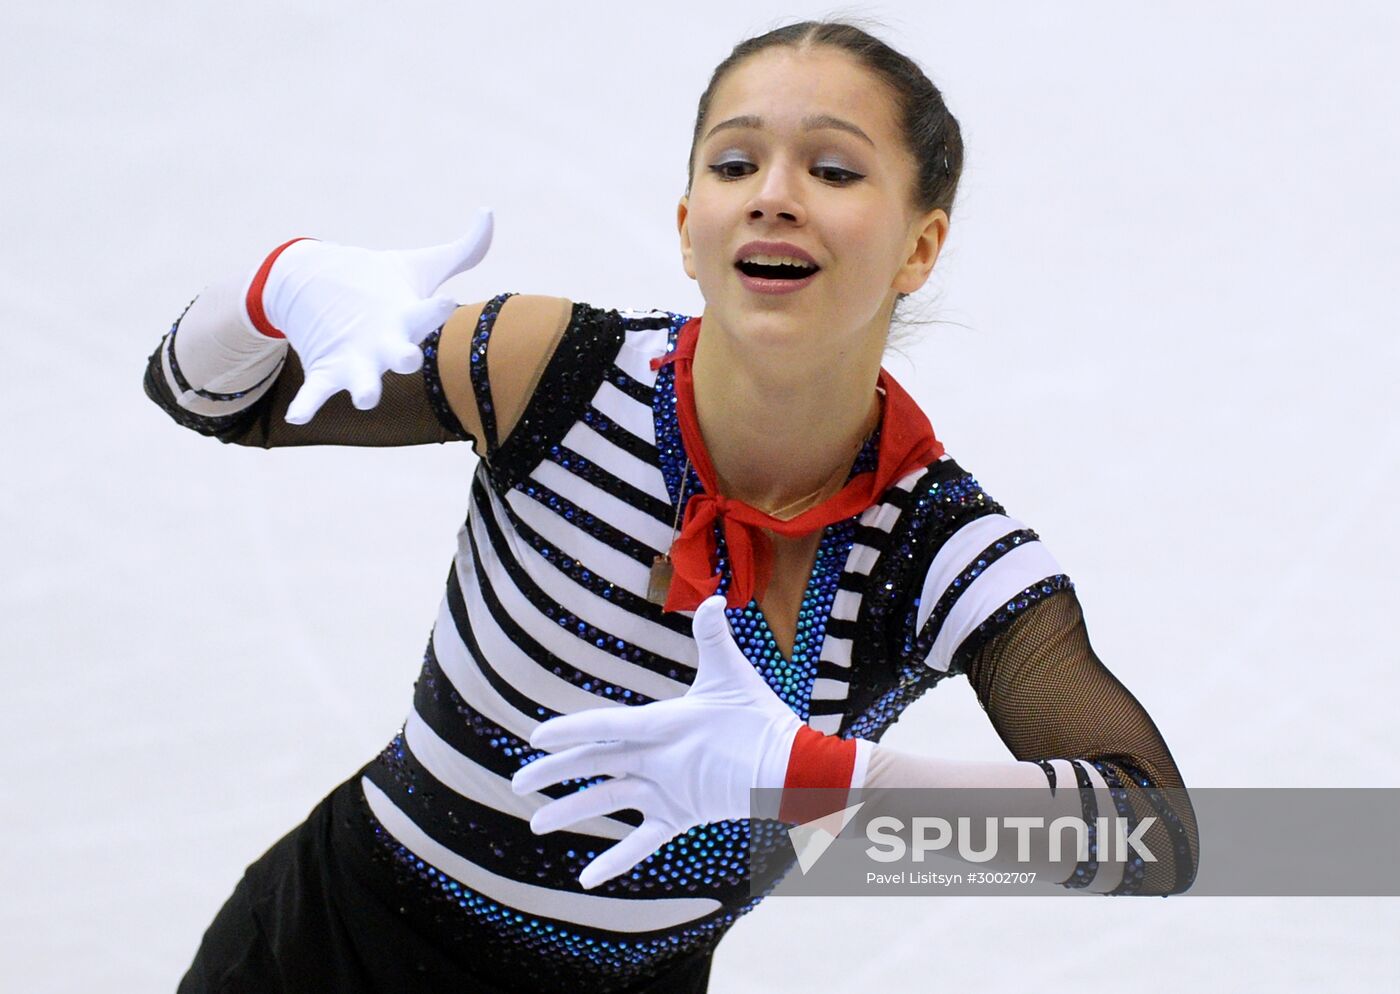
[
  {"xmin": 733, "ymin": 241, "xmax": 820, "ymax": 268},
  {"xmin": 733, "ymin": 240, "xmax": 821, "ymax": 295},
  {"xmin": 735, "ymin": 269, "xmax": 819, "ymax": 295}
]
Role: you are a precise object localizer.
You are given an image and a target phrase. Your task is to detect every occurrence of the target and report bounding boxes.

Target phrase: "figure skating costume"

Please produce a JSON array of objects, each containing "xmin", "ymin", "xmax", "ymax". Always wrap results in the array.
[{"xmin": 146, "ymin": 293, "xmax": 1197, "ymax": 993}]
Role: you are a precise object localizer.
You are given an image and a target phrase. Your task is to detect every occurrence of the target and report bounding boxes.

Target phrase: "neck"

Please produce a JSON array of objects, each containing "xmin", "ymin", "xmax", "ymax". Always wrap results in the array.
[{"xmin": 690, "ymin": 315, "xmax": 884, "ymax": 513}]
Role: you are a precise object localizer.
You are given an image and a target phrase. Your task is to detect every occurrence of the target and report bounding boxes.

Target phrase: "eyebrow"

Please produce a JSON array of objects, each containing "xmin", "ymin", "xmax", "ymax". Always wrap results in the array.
[{"xmin": 703, "ymin": 113, "xmax": 876, "ymax": 148}]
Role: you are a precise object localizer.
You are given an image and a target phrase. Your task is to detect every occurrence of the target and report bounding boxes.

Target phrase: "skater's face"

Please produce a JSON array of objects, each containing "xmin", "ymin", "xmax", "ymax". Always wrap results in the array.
[{"xmin": 677, "ymin": 46, "xmax": 947, "ymax": 355}]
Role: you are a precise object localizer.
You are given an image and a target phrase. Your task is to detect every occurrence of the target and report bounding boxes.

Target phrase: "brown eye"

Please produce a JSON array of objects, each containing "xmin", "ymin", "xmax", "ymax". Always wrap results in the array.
[
  {"xmin": 813, "ymin": 166, "xmax": 863, "ymax": 184},
  {"xmin": 708, "ymin": 160, "xmax": 755, "ymax": 180}
]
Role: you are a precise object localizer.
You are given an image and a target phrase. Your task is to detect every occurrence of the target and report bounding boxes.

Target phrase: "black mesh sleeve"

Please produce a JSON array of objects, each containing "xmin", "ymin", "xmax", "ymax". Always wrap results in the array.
[
  {"xmin": 961, "ymin": 589, "xmax": 1200, "ymax": 895},
  {"xmin": 142, "ymin": 316, "xmax": 475, "ymax": 449}
]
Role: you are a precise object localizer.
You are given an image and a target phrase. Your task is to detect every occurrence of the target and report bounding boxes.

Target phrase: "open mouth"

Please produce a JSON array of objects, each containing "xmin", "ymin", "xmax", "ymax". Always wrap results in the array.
[{"xmin": 734, "ymin": 259, "xmax": 820, "ymax": 281}]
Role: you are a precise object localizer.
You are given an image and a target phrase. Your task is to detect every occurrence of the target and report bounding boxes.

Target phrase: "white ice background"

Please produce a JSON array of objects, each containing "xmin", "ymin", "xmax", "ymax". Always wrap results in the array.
[{"xmin": 2, "ymin": 1, "xmax": 1397, "ymax": 990}]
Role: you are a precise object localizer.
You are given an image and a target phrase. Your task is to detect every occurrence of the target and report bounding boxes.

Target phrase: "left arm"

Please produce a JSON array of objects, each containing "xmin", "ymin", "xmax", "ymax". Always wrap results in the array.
[{"xmin": 856, "ymin": 588, "xmax": 1199, "ymax": 894}]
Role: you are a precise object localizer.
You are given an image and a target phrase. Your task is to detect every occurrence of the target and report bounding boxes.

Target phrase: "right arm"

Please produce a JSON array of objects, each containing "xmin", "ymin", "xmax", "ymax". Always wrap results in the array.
[
  {"xmin": 143, "ymin": 220, "xmax": 576, "ymax": 453},
  {"xmin": 143, "ymin": 277, "xmax": 472, "ymax": 449}
]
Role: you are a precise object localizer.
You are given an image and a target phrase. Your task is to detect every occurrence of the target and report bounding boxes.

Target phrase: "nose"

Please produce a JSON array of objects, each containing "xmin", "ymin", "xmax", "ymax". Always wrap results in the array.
[{"xmin": 745, "ymin": 162, "xmax": 805, "ymax": 224}]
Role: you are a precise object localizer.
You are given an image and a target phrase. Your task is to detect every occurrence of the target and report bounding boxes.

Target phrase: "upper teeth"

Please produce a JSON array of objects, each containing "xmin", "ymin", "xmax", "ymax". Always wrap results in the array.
[{"xmin": 740, "ymin": 254, "xmax": 815, "ymax": 268}]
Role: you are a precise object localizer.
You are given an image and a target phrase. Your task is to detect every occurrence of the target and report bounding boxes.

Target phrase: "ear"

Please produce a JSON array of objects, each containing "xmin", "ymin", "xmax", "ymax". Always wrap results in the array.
[
  {"xmin": 677, "ymin": 195, "xmax": 697, "ymax": 281},
  {"xmin": 892, "ymin": 207, "xmax": 949, "ymax": 295}
]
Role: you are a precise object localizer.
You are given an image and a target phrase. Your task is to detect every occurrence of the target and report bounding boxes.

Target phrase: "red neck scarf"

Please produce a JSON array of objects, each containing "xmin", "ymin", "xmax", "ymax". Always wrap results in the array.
[{"xmin": 651, "ymin": 316, "xmax": 944, "ymax": 613}]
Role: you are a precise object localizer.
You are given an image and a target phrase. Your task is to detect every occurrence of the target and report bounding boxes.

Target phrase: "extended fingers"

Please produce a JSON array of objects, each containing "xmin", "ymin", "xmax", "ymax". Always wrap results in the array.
[
  {"xmin": 577, "ymin": 821, "xmax": 676, "ymax": 890},
  {"xmin": 689, "ymin": 595, "xmax": 762, "ymax": 695},
  {"xmin": 394, "ymin": 209, "xmax": 494, "ymax": 295},
  {"xmin": 529, "ymin": 704, "xmax": 663, "ymax": 753},
  {"xmin": 346, "ymin": 361, "xmax": 384, "ymax": 410},
  {"xmin": 691, "ymin": 595, "xmax": 734, "ymax": 649},
  {"xmin": 530, "ymin": 777, "xmax": 651, "ymax": 836},
  {"xmin": 285, "ymin": 368, "xmax": 341, "ymax": 425},
  {"xmin": 511, "ymin": 742, "xmax": 638, "ymax": 795},
  {"xmin": 383, "ymin": 339, "xmax": 426, "ymax": 376}
]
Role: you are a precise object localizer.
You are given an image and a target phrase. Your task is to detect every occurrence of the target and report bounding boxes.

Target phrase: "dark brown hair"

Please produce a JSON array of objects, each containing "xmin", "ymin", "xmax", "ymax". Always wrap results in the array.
[{"xmin": 686, "ymin": 20, "xmax": 964, "ymax": 221}]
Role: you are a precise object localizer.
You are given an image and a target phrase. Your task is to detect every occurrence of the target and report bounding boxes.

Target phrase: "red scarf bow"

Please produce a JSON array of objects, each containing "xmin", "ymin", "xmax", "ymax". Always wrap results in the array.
[{"xmin": 651, "ymin": 316, "xmax": 944, "ymax": 613}]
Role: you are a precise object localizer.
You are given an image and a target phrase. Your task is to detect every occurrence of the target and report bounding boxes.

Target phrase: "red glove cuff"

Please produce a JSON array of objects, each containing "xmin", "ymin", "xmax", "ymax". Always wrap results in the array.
[
  {"xmin": 779, "ymin": 725, "xmax": 858, "ymax": 823},
  {"xmin": 245, "ymin": 237, "xmax": 314, "ymax": 339}
]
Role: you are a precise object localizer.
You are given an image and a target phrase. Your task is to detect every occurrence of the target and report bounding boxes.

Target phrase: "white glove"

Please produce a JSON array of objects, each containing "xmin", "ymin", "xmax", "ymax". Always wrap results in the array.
[
  {"xmin": 248, "ymin": 208, "xmax": 493, "ymax": 424},
  {"xmin": 510, "ymin": 596, "xmax": 806, "ymax": 890}
]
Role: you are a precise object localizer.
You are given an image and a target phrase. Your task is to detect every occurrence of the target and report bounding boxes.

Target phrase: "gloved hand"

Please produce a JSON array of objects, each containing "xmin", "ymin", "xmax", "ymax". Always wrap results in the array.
[
  {"xmin": 511, "ymin": 596, "xmax": 813, "ymax": 890},
  {"xmin": 245, "ymin": 208, "xmax": 493, "ymax": 424}
]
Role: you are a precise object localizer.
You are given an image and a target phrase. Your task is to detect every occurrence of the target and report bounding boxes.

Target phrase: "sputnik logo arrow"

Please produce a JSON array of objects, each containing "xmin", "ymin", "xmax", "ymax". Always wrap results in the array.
[{"xmin": 788, "ymin": 801, "xmax": 866, "ymax": 874}]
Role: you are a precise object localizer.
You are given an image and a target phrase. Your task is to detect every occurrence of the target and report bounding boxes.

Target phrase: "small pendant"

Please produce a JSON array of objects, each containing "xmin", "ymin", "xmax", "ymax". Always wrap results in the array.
[{"xmin": 647, "ymin": 555, "xmax": 674, "ymax": 606}]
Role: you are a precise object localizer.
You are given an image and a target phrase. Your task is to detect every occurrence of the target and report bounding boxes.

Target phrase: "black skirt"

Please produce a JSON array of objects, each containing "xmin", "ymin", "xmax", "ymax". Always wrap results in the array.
[{"xmin": 177, "ymin": 775, "xmax": 716, "ymax": 994}]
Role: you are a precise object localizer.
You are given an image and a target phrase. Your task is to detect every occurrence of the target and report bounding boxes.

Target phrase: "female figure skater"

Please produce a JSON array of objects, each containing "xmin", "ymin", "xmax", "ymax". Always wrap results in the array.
[{"xmin": 147, "ymin": 20, "xmax": 1197, "ymax": 994}]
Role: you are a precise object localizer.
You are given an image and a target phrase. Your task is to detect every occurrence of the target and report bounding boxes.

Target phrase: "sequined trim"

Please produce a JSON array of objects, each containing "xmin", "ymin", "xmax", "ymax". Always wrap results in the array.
[
  {"xmin": 1088, "ymin": 759, "xmax": 1143, "ymax": 895},
  {"xmin": 844, "ymin": 661, "xmax": 948, "ymax": 740},
  {"xmin": 1108, "ymin": 758, "xmax": 1196, "ymax": 895},
  {"xmin": 421, "ymin": 323, "xmax": 473, "ymax": 442},
  {"xmin": 1062, "ymin": 759, "xmax": 1100, "ymax": 889},
  {"xmin": 907, "ymin": 526, "xmax": 1043, "ymax": 663},
  {"xmin": 355, "ymin": 777, "xmax": 763, "ymax": 990},
  {"xmin": 361, "ymin": 733, "xmax": 804, "ymax": 987},
  {"xmin": 143, "ymin": 333, "xmax": 262, "ymax": 443},
  {"xmin": 468, "ymin": 293, "xmax": 515, "ymax": 453},
  {"xmin": 968, "ymin": 575, "xmax": 1077, "ymax": 646},
  {"xmin": 486, "ymin": 303, "xmax": 627, "ymax": 491}
]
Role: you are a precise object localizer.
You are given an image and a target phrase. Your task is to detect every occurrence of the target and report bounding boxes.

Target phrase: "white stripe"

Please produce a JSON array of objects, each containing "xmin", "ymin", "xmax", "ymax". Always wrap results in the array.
[
  {"xmin": 818, "ymin": 636, "xmax": 852, "ymax": 668},
  {"xmin": 614, "ymin": 326, "xmax": 671, "ymax": 384},
  {"xmin": 845, "ymin": 544, "xmax": 881, "ymax": 576},
  {"xmin": 455, "ymin": 551, "xmax": 633, "ymax": 717},
  {"xmin": 591, "ymin": 380, "xmax": 657, "ymax": 445},
  {"xmin": 810, "ymin": 677, "xmax": 849, "ymax": 701},
  {"xmin": 927, "ymin": 542, "xmax": 1065, "ymax": 672},
  {"xmin": 1044, "ymin": 758, "xmax": 1078, "ymax": 795},
  {"xmin": 894, "ymin": 466, "xmax": 928, "ymax": 491},
  {"xmin": 830, "ymin": 589, "xmax": 862, "ymax": 622},
  {"xmin": 504, "ymin": 484, "xmax": 653, "ymax": 600},
  {"xmin": 464, "ymin": 517, "xmax": 691, "ymax": 702},
  {"xmin": 475, "ymin": 486, "xmax": 698, "ymax": 682},
  {"xmin": 529, "ymin": 460, "xmax": 674, "ymax": 554},
  {"xmin": 808, "ymin": 713, "xmax": 842, "ymax": 734},
  {"xmin": 362, "ymin": 778, "xmax": 721, "ymax": 931},
  {"xmin": 560, "ymin": 421, "xmax": 671, "ymax": 503},
  {"xmin": 403, "ymin": 710, "xmax": 634, "ymax": 841},
  {"xmin": 860, "ymin": 501, "xmax": 903, "ymax": 532},
  {"xmin": 915, "ymin": 513, "xmax": 1032, "ymax": 632},
  {"xmin": 464, "ymin": 500, "xmax": 691, "ymax": 702},
  {"xmin": 430, "ymin": 595, "xmax": 539, "ymax": 741}
]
